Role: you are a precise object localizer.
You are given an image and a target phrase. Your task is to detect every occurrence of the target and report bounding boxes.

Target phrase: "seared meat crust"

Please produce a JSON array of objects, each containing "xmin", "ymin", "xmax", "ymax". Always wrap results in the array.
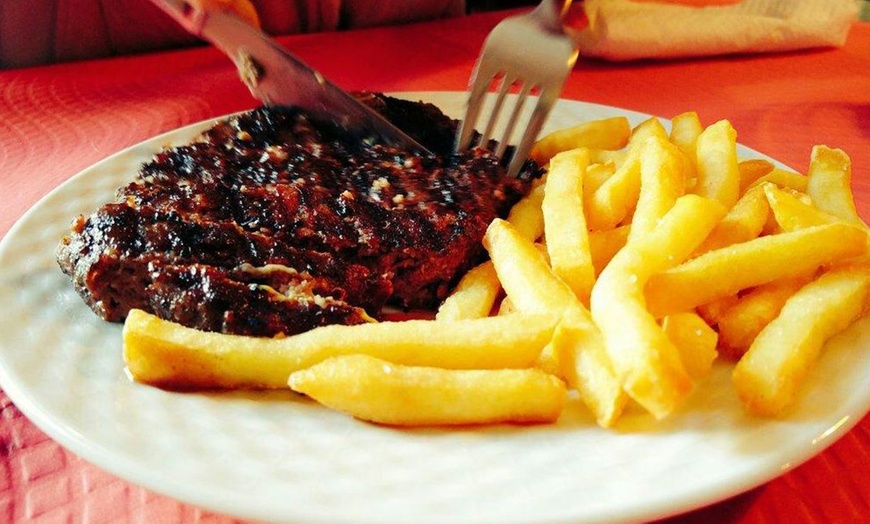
[{"xmin": 57, "ymin": 94, "xmax": 538, "ymax": 337}]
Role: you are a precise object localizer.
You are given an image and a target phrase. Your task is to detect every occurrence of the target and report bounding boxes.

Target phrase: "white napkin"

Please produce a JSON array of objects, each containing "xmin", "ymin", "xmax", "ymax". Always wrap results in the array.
[{"xmin": 577, "ymin": 0, "xmax": 860, "ymax": 61}]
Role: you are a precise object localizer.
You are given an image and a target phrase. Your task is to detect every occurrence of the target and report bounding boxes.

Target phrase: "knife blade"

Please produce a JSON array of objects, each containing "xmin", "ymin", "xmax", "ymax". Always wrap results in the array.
[{"xmin": 150, "ymin": 0, "xmax": 430, "ymax": 154}]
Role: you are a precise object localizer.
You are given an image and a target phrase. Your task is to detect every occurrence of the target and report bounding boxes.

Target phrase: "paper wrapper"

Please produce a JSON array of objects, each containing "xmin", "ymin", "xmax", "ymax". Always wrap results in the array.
[{"xmin": 577, "ymin": 0, "xmax": 859, "ymax": 61}]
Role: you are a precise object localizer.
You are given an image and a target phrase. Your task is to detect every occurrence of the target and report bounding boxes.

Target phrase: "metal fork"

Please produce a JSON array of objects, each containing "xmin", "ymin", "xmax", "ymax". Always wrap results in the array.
[{"xmin": 456, "ymin": 0, "xmax": 578, "ymax": 176}]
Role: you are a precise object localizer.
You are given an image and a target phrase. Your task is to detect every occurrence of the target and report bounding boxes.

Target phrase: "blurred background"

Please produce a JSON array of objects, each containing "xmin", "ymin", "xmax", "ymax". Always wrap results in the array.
[
  {"xmin": 0, "ymin": 0, "xmax": 540, "ymax": 69},
  {"xmin": 0, "ymin": 0, "xmax": 866, "ymax": 69}
]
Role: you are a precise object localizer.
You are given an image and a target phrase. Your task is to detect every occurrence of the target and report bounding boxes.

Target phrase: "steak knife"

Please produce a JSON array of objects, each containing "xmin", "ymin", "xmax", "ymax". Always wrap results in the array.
[{"xmin": 149, "ymin": 0, "xmax": 430, "ymax": 153}]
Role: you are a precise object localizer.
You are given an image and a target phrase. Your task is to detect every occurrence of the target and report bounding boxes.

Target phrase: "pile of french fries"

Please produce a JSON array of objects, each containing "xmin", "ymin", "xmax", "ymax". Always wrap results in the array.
[{"xmin": 123, "ymin": 111, "xmax": 870, "ymax": 427}]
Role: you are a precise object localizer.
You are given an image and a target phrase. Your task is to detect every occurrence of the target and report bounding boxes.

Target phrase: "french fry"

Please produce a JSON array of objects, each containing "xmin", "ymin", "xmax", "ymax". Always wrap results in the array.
[
  {"xmin": 530, "ymin": 116, "xmax": 631, "ymax": 165},
  {"xmin": 589, "ymin": 225, "xmax": 630, "ymax": 276},
  {"xmin": 585, "ymin": 118, "xmax": 669, "ymax": 231},
  {"xmin": 668, "ymin": 111, "xmax": 703, "ymax": 166},
  {"xmin": 738, "ymin": 158, "xmax": 775, "ymax": 192},
  {"xmin": 483, "ymin": 219, "xmax": 626, "ymax": 425},
  {"xmin": 693, "ymin": 120, "xmax": 740, "ymax": 209},
  {"xmin": 591, "ymin": 195, "xmax": 726, "ymax": 418},
  {"xmin": 550, "ymin": 306, "xmax": 627, "ymax": 427},
  {"xmin": 807, "ymin": 145, "xmax": 865, "ymax": 226},
  {"xmin": 484, "ymin": 219, "xmax": 576, "ymax": 316},
  {"xmin": 123, "ymin": 309, "xmax": 557, "ymax": 389},
  {"xmin": 646, "ymin": 223, "xmax": 869, "ymax": 317},
  {"xmin": 763, "ymin": 184, "xmax": 839, "ymax": 232},
  {"xmin": 717, "ymin": 275, "xmax": 812, "ymax": 358},
  {"xmin": 695, "ymin": 295, "xmax": 740, "ymax": 328},
  {"xmin": 288, "ymin": 355, "xmax": 567, "ymax": 426},
  {"xmin": 632, "ymin": 117, "xmax": 669, "ymax": 142},
  {"xmin": 436, "ymin": 261, "xmax": 500, "ymax": 321},
  {"xmin": 507, "ymin": 178, "xmax": 547, "ymax": 242},
  {"xmin": 587, "ymin": 149, "xmax": 627, "ymax": 167},
  {"xmin": 585, "ymin": 155, "xmax": 640, "ymax": 231},
  {"xmin": 628, "ymin": 135, "xmax": 688, "ymax": 243},
  {"xmin": 662, "ymin": 312, "xmax": 718, "ymax": 381},
  {"xmin": 692, "ymin": 185, "xmax": 769, "ymax": 255},
  {"xmin": 746, "ymin": 168, "xmax": 808, "ymax": 194},
  {"xmin": 543, "ymin": 149, "xmax": 596, "ymax": 302},
  {"xmin": 583, "ymin": 161, "xmax": 616, "ymax": 198},
  {"xmin": 498, "ymin": 296, "xmax": 516, "ymax": 316},
  {"xmin": 733, "ymin": 267, "xmax": 870, "ymax": 416}
]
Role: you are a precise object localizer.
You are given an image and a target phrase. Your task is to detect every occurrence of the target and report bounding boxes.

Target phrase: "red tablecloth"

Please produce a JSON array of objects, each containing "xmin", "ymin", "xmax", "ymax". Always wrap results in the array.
[{"xmin": 1, "ymin": 8, "xmax": 869, "ymax": 523}]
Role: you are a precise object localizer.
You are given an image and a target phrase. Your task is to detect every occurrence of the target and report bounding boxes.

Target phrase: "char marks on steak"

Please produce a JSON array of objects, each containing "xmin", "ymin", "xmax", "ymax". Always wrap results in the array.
[{"xmin": 57, "ymin": 94, "xmax": 539, "ymax": 337}]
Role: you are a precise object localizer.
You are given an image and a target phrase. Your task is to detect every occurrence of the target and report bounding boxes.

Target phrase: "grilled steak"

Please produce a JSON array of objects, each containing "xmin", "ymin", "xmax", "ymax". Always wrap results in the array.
[{"xmin": 57, "ymin": 94, "xmax": 539, "ymax": 337}]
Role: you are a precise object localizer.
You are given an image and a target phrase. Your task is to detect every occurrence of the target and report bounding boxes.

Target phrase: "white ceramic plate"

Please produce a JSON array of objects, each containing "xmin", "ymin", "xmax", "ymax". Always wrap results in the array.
[{"xmin": 1, "ymin": 92, "xmax": 869, "ymax": 524}]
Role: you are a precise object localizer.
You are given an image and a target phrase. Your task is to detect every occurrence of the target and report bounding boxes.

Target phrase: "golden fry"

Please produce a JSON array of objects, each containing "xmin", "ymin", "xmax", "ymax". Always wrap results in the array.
[
  {"xmin": 763, "ymin": 183, "xmax": 839, "ymax": 232},
  {"xmin": 507, "ymin": 177, "xmax": 547, "ymax": 242},
  {"xmin": 436, "ymin": 261, "xmax": 500, "ymax": 321},
  {"xmin": 807, "ymin": 145, "xmax": 865, "ymax": 226},
  {"xmin": 662, "ymin": 312, "xmax": 718, "ymax": 381},
  {"xmin": 583, "ymin": 161, "xmax": 616, "ymax": 198},
  {"xmin": 695, "ymin": 294, "xmax": 740, "ymax": 328},
  {"xmin": 668, "ymin": 111, "xmax": 703, "ymax": 166},
  {"xmin": 738, "ymin": 158, "xmax": 775, "ymax": 192},
  {"xmin": 484, "ymin": 219, "xmax": 576, "ymax": 316},
  {"xmin": 585, "ymin": 118, "xmax": 669, "ymax": 231},
  {"xmin": 551, "ymin": 306, "xmax": 627, "ymax": 427},
  {"xmin": 646, "ymin": 223, "xmax": 869, "ymax": 317},
  {"xmin": 123, "ymin": 309, "xmax": 557, "ymax": 389},
  {"xmin": 531, "ymin": 116, "xmax": 631, "ymax": 165},
  {"xmin": 289, "ymin": 355, "xmax": 567, "ymax": 426},
  {"xmin": 717, "ymin": 275, "xmax": 812, "ymax": 358},
  {"xmin": 629, "ymin": 135, "xmax": 689, "ymax": 243},
  {"xmin": 733, "ymin": 267, "xmax": 870, "ymax": 416},
  {"xmin": 694, "ymin": 120, "xmax": 740, "ymax": 209},
  {"xmin": 692, "ymin": 185, "xmax": 769, "ymax": 256},
  {"xmin": 589, "ymin": 225, "xmax": 630, "ymax": 276},
  {"xmin": 543, "ymin": 148, "xmax": 595, "ymax": 302},
  {"xmin": 747, "ymin": 168, "xmax": 808, "ymax": 194}
]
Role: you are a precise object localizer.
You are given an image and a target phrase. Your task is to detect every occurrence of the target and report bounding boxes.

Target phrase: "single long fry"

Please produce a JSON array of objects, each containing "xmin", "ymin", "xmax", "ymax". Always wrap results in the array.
[
  {"xmin": 123, "ymin": 309, "xmax": 557, "ymax": 389},
  {"xmin": 543, "ymin": 148, "xmax": 595, "ymax": 302},
  {"xmin": 733, "ymin": 267, "xmax": 870, "ymax": 416},
  {"xmin": 694, "ymin": 120, "xmax": 740, "ymax": 209},
  {"xmin": 289, "ymin": 355, "xmax": 567, "ymax": 426},
  {"xmin": 646, "ymin": 223, "xmax": 869, "ymax": 317},
  {"xmin": 807, "ymin": 145, "xmax": 865, "ymax": 226},
  {"xmin": 591, "ymin": 195, "xmax": 725, "ymax": 418},
  {"xmin": 531, "ymin": 116, "xmax": 631, "ymax": 165},
  {"xmin": 436, "ymin": 261, "xmax": 500, "ymax": 321}
]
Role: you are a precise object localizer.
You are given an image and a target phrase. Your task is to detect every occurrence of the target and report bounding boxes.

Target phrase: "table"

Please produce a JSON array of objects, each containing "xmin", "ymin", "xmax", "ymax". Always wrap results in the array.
[{"xmin": 1, "ymin": 8, "xmax": 869, "ymax": 523}]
